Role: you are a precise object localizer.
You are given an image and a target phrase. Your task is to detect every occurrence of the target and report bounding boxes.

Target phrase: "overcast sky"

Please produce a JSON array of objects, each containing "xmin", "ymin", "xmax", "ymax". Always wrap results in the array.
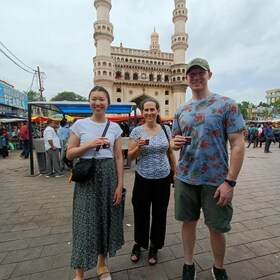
[{"xmin": 1, "ymin": 0, "xmax": 279, "ymax": 105}]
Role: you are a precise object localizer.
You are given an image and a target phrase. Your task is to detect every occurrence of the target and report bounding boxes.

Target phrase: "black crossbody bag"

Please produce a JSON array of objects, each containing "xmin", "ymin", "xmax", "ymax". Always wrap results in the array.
[{"xmin": 71, "ymin": 121, "xmax": 110, "ymax": 183}]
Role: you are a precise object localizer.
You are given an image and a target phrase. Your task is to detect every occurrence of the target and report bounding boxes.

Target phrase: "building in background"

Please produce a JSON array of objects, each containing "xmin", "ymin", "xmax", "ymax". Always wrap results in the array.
[
  {"xmin": 266, "ymin": 89, "xmax": 280, "ymax": 104},
  {"xmin": 0, "ymin": 80, "xmax": 27, "ymax": 119},
  {"xmin": 93, "ymin": 0, "xmax": 188, "ymax": 117}
]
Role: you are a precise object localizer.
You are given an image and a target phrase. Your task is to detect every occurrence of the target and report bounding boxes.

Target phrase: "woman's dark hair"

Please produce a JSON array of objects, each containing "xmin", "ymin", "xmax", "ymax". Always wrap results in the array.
[
  {"xmin": 140, "ymin": 98, "xmax": 161, "ymax": 124},
  {"xmin": 89, "ymin": 86, "xmax": 111, "ymax": 105}
]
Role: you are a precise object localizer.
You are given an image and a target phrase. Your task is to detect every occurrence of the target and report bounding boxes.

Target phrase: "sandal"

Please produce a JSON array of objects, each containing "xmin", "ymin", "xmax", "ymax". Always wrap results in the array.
[
  {"xmin": 131, "ymin": 243, "xmax": 141, "ymax": 263},
  {"xmin": 148, "ymin": 247, "xmax": 158, "ymax": 265},
  {"xmin": 97, "ymin": 265, "xmax": 111, "ymax": 280}
]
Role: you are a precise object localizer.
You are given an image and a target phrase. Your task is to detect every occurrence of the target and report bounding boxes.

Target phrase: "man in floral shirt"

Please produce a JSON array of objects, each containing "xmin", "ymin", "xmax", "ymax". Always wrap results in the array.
[{"xmin": 171, "ymin": 58, "xmax": 245, "ymax": 280}]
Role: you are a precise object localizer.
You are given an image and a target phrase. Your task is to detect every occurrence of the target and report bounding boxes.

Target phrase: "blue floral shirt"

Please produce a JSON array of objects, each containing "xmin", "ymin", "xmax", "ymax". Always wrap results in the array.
[{"xmin": 172, "ymin": 93, "xmax": 245, "ymax": 187}]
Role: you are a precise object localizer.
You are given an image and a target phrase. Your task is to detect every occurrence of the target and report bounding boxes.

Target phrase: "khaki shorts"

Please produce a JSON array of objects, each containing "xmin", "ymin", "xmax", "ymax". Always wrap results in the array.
[{"xmin": 174, "ymin": 179, "xmax": 233, "ymax": 233}]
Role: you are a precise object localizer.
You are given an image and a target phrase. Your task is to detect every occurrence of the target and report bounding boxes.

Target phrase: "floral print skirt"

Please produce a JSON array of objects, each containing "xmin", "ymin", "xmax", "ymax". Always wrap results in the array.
[{"xmin": 71, "ymin": 158, "xmax": 124, "ymax": 271}]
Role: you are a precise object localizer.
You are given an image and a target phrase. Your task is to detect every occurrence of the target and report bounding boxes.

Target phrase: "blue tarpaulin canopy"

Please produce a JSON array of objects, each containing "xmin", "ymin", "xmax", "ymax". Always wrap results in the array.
[{"xmin": 28, "ymin": 101, "xmax": 137, "ymax": 116}]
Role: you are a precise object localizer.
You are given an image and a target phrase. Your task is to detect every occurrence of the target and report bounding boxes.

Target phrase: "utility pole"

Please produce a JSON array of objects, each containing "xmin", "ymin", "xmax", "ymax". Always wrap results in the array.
[
  {"xmin": 37, "ymin": 66, "xmax": 44, "ymax": 101},
  {"xmin": 37, "ymin": 65, "xmax": 46, "ymax": 117}
]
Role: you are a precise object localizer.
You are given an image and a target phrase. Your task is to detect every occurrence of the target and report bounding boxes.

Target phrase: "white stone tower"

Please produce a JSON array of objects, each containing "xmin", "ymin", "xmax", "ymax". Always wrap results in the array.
[
  {"xmin": 93, "ymin": 0, "xmax": 189, "ymax": 117},
  {"xmin": 93, "ymin": 0, "xmax": 115, "ymax": 97},
  {"xmin": 171, "ymin": 0, "xmax": 188, "ymax": 109}
]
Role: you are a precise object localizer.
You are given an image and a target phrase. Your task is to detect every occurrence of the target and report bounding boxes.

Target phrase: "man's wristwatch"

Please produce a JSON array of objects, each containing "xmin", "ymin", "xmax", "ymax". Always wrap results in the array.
[{"xmin": 224, "ymin": 179, "xmax": 236, "ymax": 187}]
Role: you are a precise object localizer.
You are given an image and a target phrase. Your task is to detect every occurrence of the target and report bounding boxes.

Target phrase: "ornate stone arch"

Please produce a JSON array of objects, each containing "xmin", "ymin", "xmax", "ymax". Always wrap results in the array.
[{"xmin": 130, "ymin": 95, "xmax": 151, "ymax": 111}]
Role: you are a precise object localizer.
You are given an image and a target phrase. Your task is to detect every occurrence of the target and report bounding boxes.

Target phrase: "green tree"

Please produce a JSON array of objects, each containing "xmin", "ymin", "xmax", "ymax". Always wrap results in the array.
[
  {"xmin": 272, "ymin": 100, "xmax": 280, "ymax": 112},
  {"xmin": 238, "ymin": 101, "xmax": 250, "ymax": 120},
  {"xmin": 50, "ymin": 91, "xmax": 87, "ymax": 101},
  {"xmin": 258, "ymin": 101, "xmax": 269, "ymax": 107},
  {"xmin": 26, "ymin": 90, "xmax": 43, "ymax": 102},
  {"xmin": 270, "ymin": 100, "xmax": 280, "ymax": 118},
  {"xmin": 262, "ymin": 108, "xmax": 272, "ymax": 119}
]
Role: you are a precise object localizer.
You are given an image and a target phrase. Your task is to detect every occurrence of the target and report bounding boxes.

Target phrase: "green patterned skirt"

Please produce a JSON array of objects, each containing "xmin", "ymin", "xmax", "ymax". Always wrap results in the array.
[{"xmin": 71, "ymin": 158, "xmax": 124, "ymax": 271}]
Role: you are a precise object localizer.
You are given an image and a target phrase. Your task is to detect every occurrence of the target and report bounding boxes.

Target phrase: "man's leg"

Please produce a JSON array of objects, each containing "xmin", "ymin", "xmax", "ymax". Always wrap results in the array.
[
  {"xmin": 247, "ymin": 139, "xmax": 251, "ymax": 148},
  {"xmin": 52, "ymin": 149, "xmax": 62, "ymax": 174},
  {"xmin": 175, "ymin": 181, "xmax": 200, "ymax": 279},
  {"xmin": 253, "ymin": 137, "xmax": 257, "ymax": 148},
  {"xmin": 20, "ymin": 140, "xmax": 25, "ymax": 156},
  {"xmin": 182, "ymin": 221, "xmax": 198, "ymax": 265},
  {"xmin": 267, "ymin": 139, "xmax": 272, "ymax": 152},
  {"xmin": 23, "ymin": 140, "xmax": 29, "ymax": 157},
  {"xmin": 45, "ymin": 149, "xmax": 53, "ymax": 174},
  {"xmin": 264, "ymin": 139, "xmax": 269, "ymax": 152},
  {"xmin": 209, "ymin": 230, "xmax": 226, "ymax": 269}
]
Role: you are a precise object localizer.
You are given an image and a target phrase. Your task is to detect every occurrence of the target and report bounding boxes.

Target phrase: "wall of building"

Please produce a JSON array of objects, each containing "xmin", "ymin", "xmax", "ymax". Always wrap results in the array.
[{"xmin": 266, "ymin": 89, "xmax": 280, "ymax": 104}]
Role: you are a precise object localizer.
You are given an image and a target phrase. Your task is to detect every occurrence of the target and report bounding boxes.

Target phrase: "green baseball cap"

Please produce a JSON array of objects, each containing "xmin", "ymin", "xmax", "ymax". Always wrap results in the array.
[{"xmin": 186, "ymin": 58, "xmax": 210, "ymax": 74}]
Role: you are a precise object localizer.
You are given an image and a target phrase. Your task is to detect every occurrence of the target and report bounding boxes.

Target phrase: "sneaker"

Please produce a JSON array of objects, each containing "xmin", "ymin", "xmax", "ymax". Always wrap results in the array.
[
  {"xmin": 45, "ymin": 173, "xmax": 55, "ymax": 178},
  {"xmin": 54, "ymin": 173, "xmax": 64, "ymax": 178},
  {"xmin": 211, "ymin": 266, "xmax": 229, "ymax": 280},
  {"xmin": 182, "ymin": 263, "xmax": 196, "ymax": 280}
]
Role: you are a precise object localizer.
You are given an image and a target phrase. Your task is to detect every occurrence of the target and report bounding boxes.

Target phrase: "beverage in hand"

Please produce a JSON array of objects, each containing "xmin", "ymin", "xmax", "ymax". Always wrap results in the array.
[
  {"xmin": 185, "ymin": 136, "xmax": 192, "ymax": 145},
  {"xmin": 144, "ymin": 139, "xmax": 150, "ymax": 145}
]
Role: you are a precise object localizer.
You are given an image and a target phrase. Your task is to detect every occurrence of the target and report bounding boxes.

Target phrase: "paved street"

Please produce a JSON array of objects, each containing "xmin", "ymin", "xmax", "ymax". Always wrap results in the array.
[{"xmin": 0, "ymin": 144, "xmax": 280, "ymax": 280}]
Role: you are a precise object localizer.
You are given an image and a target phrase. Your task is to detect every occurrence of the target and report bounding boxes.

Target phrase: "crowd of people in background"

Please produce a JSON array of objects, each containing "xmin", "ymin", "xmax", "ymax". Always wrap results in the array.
[
  {"xmin": 1, "ymin": 118, "xmax": 279, "ymax": 164},
  {"xmin": 0, "ymin": 122, "xmax": 42, "ymax": 159},
  {"xmin": 246, "ymin": 122, "xmax": 280, "ymax": 153},
  {"xmin": 0, "ymin": 119, "xmax": 71, "ymax": 161}
]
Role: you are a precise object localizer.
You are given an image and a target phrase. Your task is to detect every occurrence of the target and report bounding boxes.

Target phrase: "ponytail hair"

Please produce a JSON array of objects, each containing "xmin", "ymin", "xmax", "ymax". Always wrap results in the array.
[{"xmin": 156, "ymin": 115, "xmax": 161, "ymax": 124}]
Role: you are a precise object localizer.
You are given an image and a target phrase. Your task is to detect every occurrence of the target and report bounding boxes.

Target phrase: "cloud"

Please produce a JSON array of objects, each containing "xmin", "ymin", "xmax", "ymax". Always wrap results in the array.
[{"xmin": 0, "ymin": 0, "xmax": 279, "ymax": 106}]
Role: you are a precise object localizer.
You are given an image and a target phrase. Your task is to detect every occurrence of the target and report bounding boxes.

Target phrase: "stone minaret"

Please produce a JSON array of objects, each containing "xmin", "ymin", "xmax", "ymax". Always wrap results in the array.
[
  {"xmin": 149, "ymin": 28, "xmax": 160, "ymax": 53},
  {"xmin": 171, "ymin": 0, "xmax": 188, "ymax": 109},
  {"xmin": 93, "ymin": 0, "xmax": 115, "ymax": 97}
]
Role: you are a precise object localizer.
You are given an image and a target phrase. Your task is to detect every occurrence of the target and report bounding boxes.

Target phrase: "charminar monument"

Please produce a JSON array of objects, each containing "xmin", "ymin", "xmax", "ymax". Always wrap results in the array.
[{"xmin": 93, "ymin": 0, "xmax": 188, "ymax": 117}]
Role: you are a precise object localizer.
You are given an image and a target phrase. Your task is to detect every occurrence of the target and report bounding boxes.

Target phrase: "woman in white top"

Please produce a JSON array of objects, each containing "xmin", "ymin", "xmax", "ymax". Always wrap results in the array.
[
  {"xmin": 67, "ymin": 86, "xmax": 124, "ymax": 280},
  {"xmin": 128, "ymin": 98, "xmax": 176, "ymax": 265}
]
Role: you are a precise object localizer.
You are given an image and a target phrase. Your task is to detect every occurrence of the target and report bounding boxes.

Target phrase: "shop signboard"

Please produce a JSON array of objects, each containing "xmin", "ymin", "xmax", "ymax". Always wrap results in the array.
[{"xmin": 0, "ymin": 82, "xmax": 28, "ymax": 110}]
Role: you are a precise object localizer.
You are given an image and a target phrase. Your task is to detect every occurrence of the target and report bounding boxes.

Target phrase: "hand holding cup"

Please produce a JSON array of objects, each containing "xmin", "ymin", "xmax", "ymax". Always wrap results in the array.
[
  {"xmin": 184, "ymin": 136, "xmax": 192, "ymax": 145},
  {"xmin": 174, "ymin": 135, "xmax": 192, "ymax": 149},
  {"xmin": 98, "ymin": 137, "xmax": 110, "ymax": 149},
  {"xmin": 137, "ymin": 137, "xmax": 149, "ymax": 148}
]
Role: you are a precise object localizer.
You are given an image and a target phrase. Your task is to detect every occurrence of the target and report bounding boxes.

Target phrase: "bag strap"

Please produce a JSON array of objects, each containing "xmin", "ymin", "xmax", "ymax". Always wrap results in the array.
[
  {"xmin": 161, "ymin": 124, "xmax": 169, "ymax": 140},
  {"xmin": 161, "ymin": 124, "xmax": 171, "ymax": 162},
  {"xmin": 161, "ymin": 125, "xmax": 176, "ymax": 185},
  {"xmin": 96, "ymin": 121, "xmax": 110, "ymax": 152}
]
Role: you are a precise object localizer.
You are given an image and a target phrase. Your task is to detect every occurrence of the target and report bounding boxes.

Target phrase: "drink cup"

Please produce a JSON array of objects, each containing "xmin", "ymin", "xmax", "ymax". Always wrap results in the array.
[
  {"xmin": 184, "ymin": 136, "xmax": 192, "ymax": 145},
  {"xmin": 102, "ymin": 143, "xmax": 110, "ymax": 149},
  {"xmin": 100, "ymin": 137, "xmax": 110, "ymax": 148},
  {"xmin": 144, "ymin": 139, "xmax": 150, "ymax": 145}
]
